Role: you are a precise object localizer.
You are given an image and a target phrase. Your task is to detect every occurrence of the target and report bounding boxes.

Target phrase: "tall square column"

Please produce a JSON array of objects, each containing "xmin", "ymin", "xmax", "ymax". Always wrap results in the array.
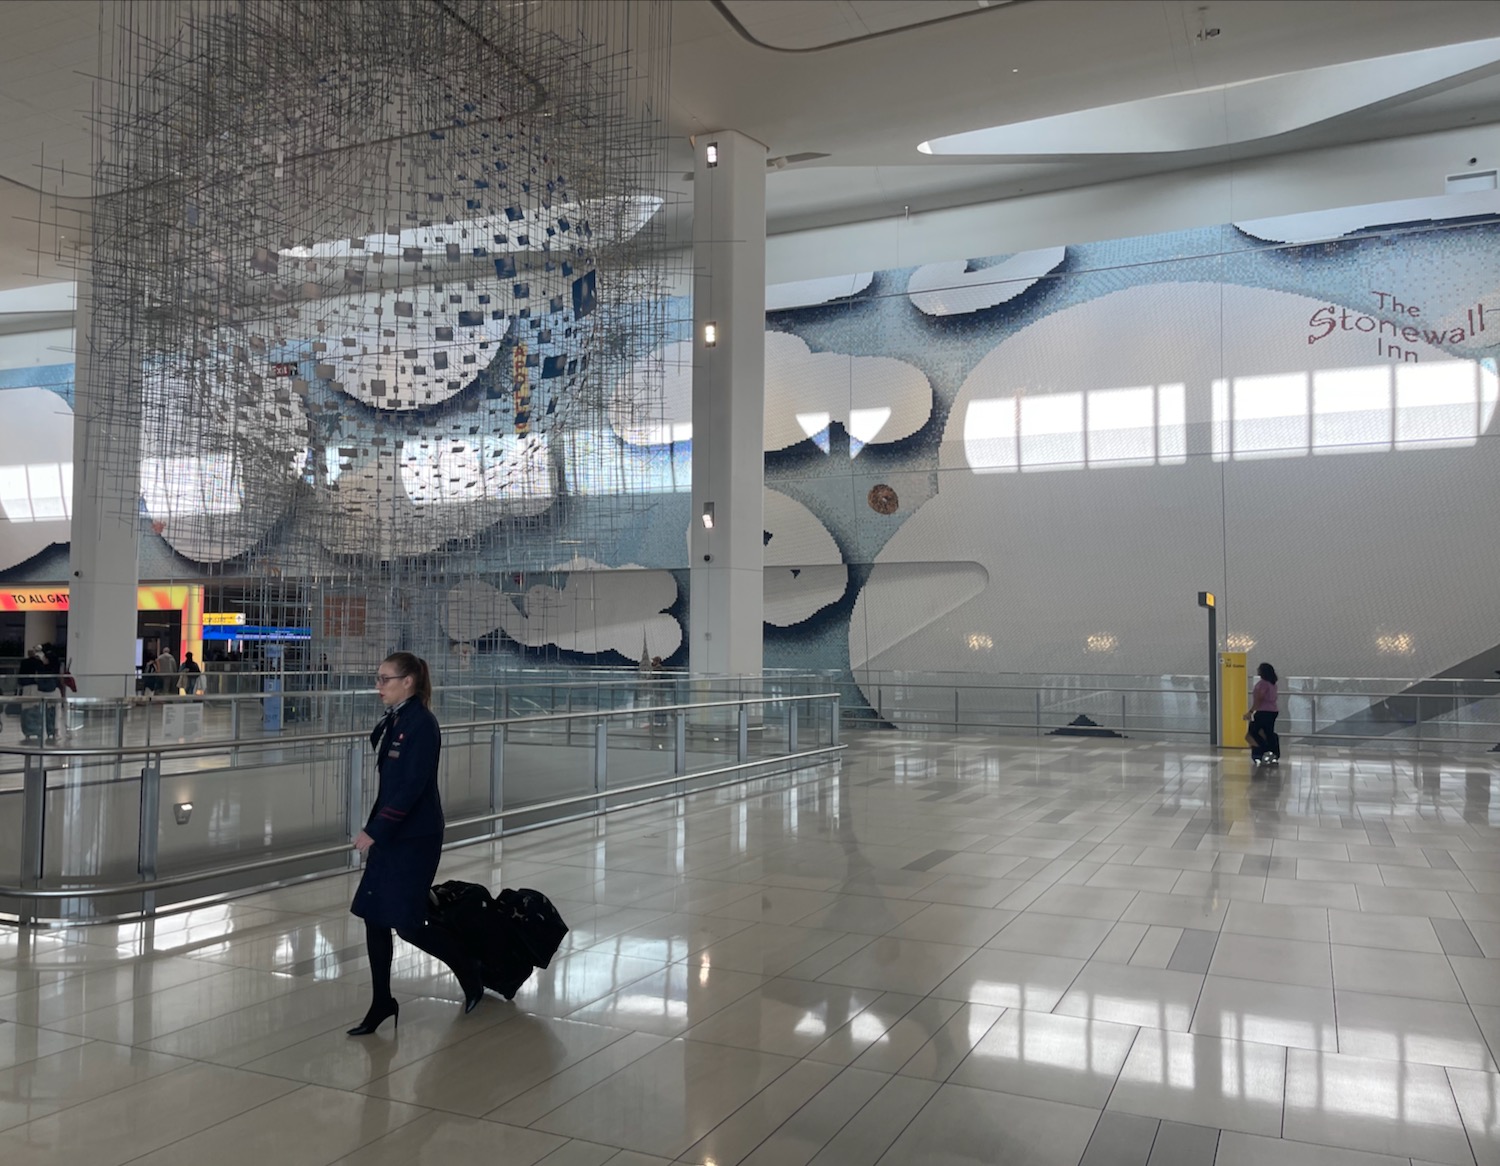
[
  {"xmin": 689, "ymin": 130, "xmax": 767, "ymax": 677},
  {"xmin": 67, "ymin": 271, "xmax": 142, "ymax": 695}
]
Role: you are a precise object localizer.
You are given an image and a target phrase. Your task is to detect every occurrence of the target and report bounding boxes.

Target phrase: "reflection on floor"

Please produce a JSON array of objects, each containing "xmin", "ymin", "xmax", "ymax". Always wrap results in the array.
[{"xmin": 5, "ymin": 733, "xmax": 1500, "ymax": 1165}]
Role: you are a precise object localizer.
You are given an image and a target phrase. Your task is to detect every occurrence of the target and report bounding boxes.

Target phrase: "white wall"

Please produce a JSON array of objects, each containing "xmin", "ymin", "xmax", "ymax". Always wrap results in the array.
[
  {"xmin": 0, "ymin": 327, "xmax": 73, "ymax": 370},
  {"xmin": 0, "ymin": 283, "xmax": 76, "ymax": 368},
  {"xmin": 767, "ymin": 124, "xmax": 1500, "ymax": 282}
]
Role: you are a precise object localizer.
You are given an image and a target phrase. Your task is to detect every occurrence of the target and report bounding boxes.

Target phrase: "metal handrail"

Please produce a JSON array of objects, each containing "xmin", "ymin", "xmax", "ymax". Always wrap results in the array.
[
  {"xmin": 19, "ymin": 674, "xmax": 787, "ymax": 711},
  {"xmin": 0, "ymin": 742, "xmax": 845, "ymax": 901},
  {"xmin": 846, "ymin": 675, "xmax": 1500, "ymax": 698},
  {"xmin": 0, "ymin": 691, "xmax": 838, "ymax": 763},
  {"xmin": 851, "ymin": 668, "xmax": 1500, "ymax": 688}
]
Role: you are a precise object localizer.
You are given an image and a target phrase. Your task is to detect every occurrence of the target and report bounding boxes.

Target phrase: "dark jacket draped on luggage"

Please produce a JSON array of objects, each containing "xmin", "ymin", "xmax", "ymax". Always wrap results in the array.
[
  {"xmin": 428, "ymin": 880, "xmax": 570, "ymax": 998},
  {"xmin": 351, "ymin": 700, "xmax": 444, "ymax": 931}
]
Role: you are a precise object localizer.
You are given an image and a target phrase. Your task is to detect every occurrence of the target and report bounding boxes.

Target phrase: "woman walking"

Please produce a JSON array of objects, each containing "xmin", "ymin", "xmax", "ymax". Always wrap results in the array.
[
  {"xmin": 1243, "ymin": 661, "xmax": 1281, "ymax": 766},
  {"xmin": 348, "ymin": 652, "xmax": 483, "ymax": 1035}
]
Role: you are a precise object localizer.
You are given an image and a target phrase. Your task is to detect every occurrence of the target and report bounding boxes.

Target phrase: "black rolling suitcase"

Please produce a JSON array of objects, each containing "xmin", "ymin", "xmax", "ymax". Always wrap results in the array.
[
  {"xmin": 428, "ymin": 881, "xmax": 569, "ymax": 999},
  {"xmin": 494, "ymin": 886, "xmax": 569, "ymax": 968}
]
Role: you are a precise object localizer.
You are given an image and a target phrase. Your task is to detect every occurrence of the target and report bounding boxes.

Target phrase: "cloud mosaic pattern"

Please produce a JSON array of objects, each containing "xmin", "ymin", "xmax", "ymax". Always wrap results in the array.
[
  {"xmin": 762, "ymin": 488, "xmax": 848, "ymax": 626},
  {"xmin": 318, "ymin": 426, "xmax": 553, "ymax": 559},
  {"xmin": 441, "ymin": 561, "xmax": 681, "ymax": 661},
  {"xmin": 315, "ymin": 281, "xmax": 515, "ymax": 411},
  {"xmin": 853, "ymin": 281, "xmax": 1500, "ymax": 698},
  {"xmin": 611, "ymin": 332, "xmax": 932, "ymax": 453},
  {"xmin": 140, "ymin": 357, "xmax": 309, "ymax": 564},
  {"xmin": 766, "ymin": 272, "xmax": 873, "ymax": 312},
  {"xmin": 906, "ymin": 247, "xmax": 1066, "ymax": 316},
  {"xmin": 1235, "ymin": 190, "xmax": 1500, "ymax": 245}
]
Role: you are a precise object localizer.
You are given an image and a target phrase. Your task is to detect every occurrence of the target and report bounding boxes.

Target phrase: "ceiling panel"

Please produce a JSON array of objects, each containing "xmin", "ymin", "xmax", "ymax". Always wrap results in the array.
[
  {"xmin": 0, "ymin": 0, "xmax": 1498, "ymax": 291},
  {"xmin": 719, "ymin": 0, "xmax": 1008, "ymax": 50},
  {"xmin": 0, "ymin": 1, "xmax": 104, "ymax": 197}
]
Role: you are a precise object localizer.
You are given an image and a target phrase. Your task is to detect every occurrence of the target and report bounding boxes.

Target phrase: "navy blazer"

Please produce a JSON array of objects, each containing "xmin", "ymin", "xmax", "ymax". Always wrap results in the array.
[{"xmin": 363, "ymin": 700, "xmax": 445, "ymax": 845}]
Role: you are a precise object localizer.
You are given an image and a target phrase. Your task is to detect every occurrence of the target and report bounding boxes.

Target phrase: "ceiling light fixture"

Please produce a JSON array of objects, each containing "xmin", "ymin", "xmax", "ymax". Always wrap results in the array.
[{"xmin": 705, "ymin": 142, "xmax": 718, "ymax": 168}]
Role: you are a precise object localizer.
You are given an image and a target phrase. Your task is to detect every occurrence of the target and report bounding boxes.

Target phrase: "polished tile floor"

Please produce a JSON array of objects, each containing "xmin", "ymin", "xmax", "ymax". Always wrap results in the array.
[{"xmin": 6, "ymin": 733, "xmax": 1500, "ymax": 1165}]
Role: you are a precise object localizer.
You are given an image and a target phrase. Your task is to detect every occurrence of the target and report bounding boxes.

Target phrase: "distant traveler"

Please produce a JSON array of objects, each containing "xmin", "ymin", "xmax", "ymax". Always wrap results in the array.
[
  {"xmin": 181, "ymin": 651, "xmax": 203, "ymax": 697},
  {"xmin": 16, "ymin": 644, "xmax": 60, "ymax": 742},
  {"xmin": 347, "ymin": 652, "xmax": 483, "ymax": 1035},
  {"xmin": 1244, "ymin": 661, "xmax": 1281, "ymax": 766},
  {"xmin": 155, "ymin": 643, "xmax": 179, "ymax": 695}
]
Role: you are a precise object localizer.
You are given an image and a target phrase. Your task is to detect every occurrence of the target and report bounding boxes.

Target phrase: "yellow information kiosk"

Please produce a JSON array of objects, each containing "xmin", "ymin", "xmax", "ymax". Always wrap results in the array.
[{"xmin": 1220, "ymin": 651, "xmax": 1248, "ymax": 748}]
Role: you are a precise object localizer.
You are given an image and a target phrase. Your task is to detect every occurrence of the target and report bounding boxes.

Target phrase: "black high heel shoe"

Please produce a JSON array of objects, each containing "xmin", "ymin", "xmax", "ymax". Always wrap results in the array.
[
  {"xmin": 347, "ymin": 998, "xmax": 399, "ymax": 1036},
  {"xmin": 460, "ymin": 963, "xmax": 486, "ymax": 1015}
]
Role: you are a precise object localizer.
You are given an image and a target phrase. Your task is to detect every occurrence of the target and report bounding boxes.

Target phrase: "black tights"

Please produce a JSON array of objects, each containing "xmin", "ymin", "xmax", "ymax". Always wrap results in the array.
[
  {"xmin": 365, "ymin": 919, "xmax": 474, "ymax": 1005},
  {"xmin": 1249, "ymin": 711, "xmax": 1281, "ymax": 761}
]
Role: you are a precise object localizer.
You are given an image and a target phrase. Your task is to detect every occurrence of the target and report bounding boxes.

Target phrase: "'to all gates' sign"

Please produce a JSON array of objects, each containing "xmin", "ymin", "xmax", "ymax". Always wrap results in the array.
[
  {"xmin": 0, "ymin": 587, "xmax": 199, "ymax": 614},
  {"xmin": 0, "ymin": 590, "xmax": 70, "ymax": 611}
]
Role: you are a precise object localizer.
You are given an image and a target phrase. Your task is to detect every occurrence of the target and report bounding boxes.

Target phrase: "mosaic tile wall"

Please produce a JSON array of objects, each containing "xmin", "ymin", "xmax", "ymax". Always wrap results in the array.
[{"xmin": 2, "ymin": 193, "xmax": 1498, "ymax": 699}]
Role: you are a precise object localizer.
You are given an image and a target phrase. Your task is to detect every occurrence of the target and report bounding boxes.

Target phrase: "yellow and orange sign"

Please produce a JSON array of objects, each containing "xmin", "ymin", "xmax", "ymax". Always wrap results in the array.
[
  {"xmin": 0, "ymin": 585, "xmax": 204, "ymax": 662},
  {"xmin": 0, "ymin": 589, "xmax": 71, "ymax": 611}
]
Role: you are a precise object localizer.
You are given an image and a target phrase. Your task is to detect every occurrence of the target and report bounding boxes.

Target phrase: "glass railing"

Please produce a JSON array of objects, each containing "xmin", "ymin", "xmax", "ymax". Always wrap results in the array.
[
  {"xmin": 0, "ymin": 688, "xmax": 842, "ymax": 923},
  {"xmin": 0, "ymin": 669, "xmax": 826, "ymax": 779},
  {"xmin": 0, "ymin": 663, "xmax": 819, "ymax": 703},
  {"xmin": 841, "ymin": 668, "xmax": 1500, "ymax": 749}
]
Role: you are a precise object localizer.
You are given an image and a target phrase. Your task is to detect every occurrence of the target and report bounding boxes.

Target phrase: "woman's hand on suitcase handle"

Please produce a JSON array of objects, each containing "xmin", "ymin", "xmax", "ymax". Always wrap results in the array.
[{"xmin": 354, "ymin": 830, "xmax": 375, "ymax": 855}]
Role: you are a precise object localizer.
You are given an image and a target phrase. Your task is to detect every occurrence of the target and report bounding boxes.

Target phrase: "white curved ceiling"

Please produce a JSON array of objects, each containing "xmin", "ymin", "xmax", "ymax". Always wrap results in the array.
[
  {"xmin": 4, "ymin": 1, "xmax": 1500, "ymax": 286},
  {"xmin": 717, "ymin": 0, "xmax": 1019, "ymax": 51},
  {"xmin": 918, "ymin": 38, "xmax": 1500, "ymax": 156}
]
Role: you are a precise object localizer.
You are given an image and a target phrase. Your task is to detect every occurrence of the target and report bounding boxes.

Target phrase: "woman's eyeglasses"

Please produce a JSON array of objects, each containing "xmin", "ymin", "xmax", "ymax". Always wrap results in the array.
[{"xmin": 374, "ymin": 674, "xmax": 403, "ymax": 685}]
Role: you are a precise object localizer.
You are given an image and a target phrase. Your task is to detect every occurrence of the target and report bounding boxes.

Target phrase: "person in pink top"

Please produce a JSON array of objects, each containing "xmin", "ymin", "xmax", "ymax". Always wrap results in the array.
[{"xmin": 1243, "ymin": 662, "xmax": 1280, "ymax": 765}]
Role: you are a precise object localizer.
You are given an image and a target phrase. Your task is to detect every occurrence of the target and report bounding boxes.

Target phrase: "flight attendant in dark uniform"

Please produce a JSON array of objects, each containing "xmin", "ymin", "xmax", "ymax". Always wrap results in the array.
[{"xmin": 347, "ymin": 652, "xmax": 483, "ymax": 1035}]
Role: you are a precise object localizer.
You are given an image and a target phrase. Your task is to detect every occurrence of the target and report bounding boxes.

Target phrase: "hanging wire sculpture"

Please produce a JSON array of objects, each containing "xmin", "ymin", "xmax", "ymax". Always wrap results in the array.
[{"xmin": 82, "ymin": 0, "xmax": 680, "ymax": 669}]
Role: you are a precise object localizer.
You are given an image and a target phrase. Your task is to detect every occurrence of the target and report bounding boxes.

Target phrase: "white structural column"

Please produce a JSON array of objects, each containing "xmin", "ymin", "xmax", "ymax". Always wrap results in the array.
[
  {"xmin": 689, "ymin": 130, "xmax": 767, "ymax": 677},
  {"xmin": 23, "ymin": 613, "xmax": 58, "ymax": 649},
  {"xmin": 67, "ymin": 272, "xmax": 141, "ymax": 695}
]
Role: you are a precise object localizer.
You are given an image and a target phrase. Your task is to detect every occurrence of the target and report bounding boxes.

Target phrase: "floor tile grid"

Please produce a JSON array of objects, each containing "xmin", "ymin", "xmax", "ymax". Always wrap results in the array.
[
  {"xmin": 858, "ymin": 750, "xmax": 1500, "ymax": 1158},
  {"xmin": 697, "ymin": 785, "xmax": 1162, "ymax": 1164},
  {"xmin": 4, "ymin": 737, "xmax": 1500, "ymax": 1164},
  {"xmin": 0, "ymin": 991, "xmax": 724, "ymax": 1166}
]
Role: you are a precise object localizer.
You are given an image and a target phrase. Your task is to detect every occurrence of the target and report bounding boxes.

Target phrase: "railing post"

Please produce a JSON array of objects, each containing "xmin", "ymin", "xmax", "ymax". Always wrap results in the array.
[
  {"xmin": 138, "ymin": 751, "xmax": 161, "ymax": 917},
  {"xmin": 345, "ymin": 742, "xmax": 364, "ymax": 869},
  {"xmin": 489, "ymin": 727, "xmax": 505, "ymax": 837},
  {"xmin": 830, "ymin": 696, "xmax": 840, "ymax": 746},
  {"xmin": 674, "ymin": 711, "xmax": 687, "ymax": 775},
  {"xmin": 594, "ymin": 718, "xmax": 608, "ymax": 800},
  {"xmin": 789, "ymin": 702, "xmax": 799, "ymax": 753},
  {"xmin": 954, "ymin": 688, "xmax": 960, "ymax": 732},
  {"xmin": 1311, "ymin": 693, "xmax": 1318, "ymax": 734},
  {"xmin": 1035, "ymin": 691, "xmax": 1042, "ymax": 737},
  {"xmin": 230, "ymin": 699, "xmax": 241, "ymax": 765},
  {"xmin": 19, "ymin": 753, "xmax": 46, "ymax": 924},
  {"xmin": 1121, "ymin": 693, "xmax": 1128, "ymax": 734},
  {"xmin": 737, "ymin": 705, "xmax": 749, "ymax": 763},
  {"xmin": 566, "ymin": 688, "xmax": 574, "ymax": 745},
  {"xmin": 114, "ymin": 704, "xmax": 127, "ymax": 783}
]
